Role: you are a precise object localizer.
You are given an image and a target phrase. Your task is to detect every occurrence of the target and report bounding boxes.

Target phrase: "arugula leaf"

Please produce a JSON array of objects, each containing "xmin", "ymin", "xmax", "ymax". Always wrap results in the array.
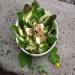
[
  {"xmin": 35, "ymin": 8, "xmax": 45, "ymax": 22},
  {"xmin": 48, "ymin": 53, "xmax": 60, "ymax": 65},
  {"xmin": 43, "ymin": 14, "xmax": 56, "ymax": 26},
  {"xmin": 31, "ymin": 0, "xmax": 43, "ymax": 22},
  {"xmin": 18, "ymin": 51, "xmax": 32, "ymax": 68},
  {"xmin": 50, "ymin": 22, "xmax": 57, "ymax": 35},
  {"xmin": 11, "ymin": 25, "xmax": 20, "ymax": 35},
  {"xmin": 48, "ymin": 47, "xmax": 61, "ymax": 68},
  {"xmin": 44, "ymin": 19, "xmax": 57, "ymax": 39},
  {"xmin": 16, "ymin": 12, "xmax": 23, "ymax": 20},
  {"xmin": 51, "ymin": 27, "xmax": 57, "ymax": 35},
  {"xmin": 16, "ymin": 12, "xmax": 25, "ymax": 29},
  {"xmin": 30, "ymin": 8, "xmax": 45, "ymax": 23},
  {"xmin": 39, "ymin": 14, "xmax": 49, "ymax": 23},
  {"xmin": 47, "ymin": 35, "xmax": 57, "ymax": 46},
  {"xmin": 23, "ymin": 4, "xmax": 31, "ymax": 15},
  {"xmin": 29, "ymin": 17, "xmax": 36, "ymax": 25},
  {"xmin": 50, "ymin": 47, "xmax": 57, "ymax": 53},
  {"xmin": 21, "ymin": 0, "xmax": 37, "ymax": 25},
  {"xmin": 32, "ymin": 0, "xmax": 45, "ymax": 18},
  {"xmin": 38, "ymin": 65, "xmax": 48, "ymax": 75},
  {"xmin": 31, "ymin": 0, "xmax": 39, "ymax": 11},
  {"xmin": 11, "ymin": 25, "xmax": 25, "ymax": 37},
  {"xmin": 17, "ymin": 36, "xmax": 28, "ymax": 48},
  {"xmin": 17, "ymin": 12, "xmax": 23, "ymax": 20}
]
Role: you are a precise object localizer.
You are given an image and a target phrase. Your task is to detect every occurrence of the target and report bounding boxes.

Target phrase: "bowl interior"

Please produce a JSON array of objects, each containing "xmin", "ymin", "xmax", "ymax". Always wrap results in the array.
[
  {"xmin": 16, "ymin": 20, "xmax": 58, "ymax": 57},
  {"xmin": 15, "ymin": 10, "xmax": 58, "ymax": 57}
]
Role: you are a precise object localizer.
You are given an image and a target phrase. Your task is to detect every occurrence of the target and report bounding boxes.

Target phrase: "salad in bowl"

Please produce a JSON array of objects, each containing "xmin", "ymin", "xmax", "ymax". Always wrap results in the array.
[{"xmin": 11, "ymin": 0, "xmax": 58, "ymax": 56}]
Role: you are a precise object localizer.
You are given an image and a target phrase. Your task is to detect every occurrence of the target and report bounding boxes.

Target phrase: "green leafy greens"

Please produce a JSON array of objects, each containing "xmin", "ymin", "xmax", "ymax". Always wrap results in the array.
[
  {"xmin": 47, "ymin": 35, "xmax": 57, "ymax": 46},
  {"xmin": 18, "ymin": 51, "xmax": 32, "ymax": 68},
  {"xmin": 48, "ymin": 47, "xmax": 61, "ymax": 68},
  {"xmin": 38, "ymin": 65, "xmax": 48, "ymax": 75}
]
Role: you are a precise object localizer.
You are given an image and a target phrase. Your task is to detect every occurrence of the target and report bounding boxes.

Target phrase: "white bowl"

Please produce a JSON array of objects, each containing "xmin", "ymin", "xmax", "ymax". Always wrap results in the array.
[{"xmin": 15, "ymin": 19, "xmax": 58, "ymax": 57}]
